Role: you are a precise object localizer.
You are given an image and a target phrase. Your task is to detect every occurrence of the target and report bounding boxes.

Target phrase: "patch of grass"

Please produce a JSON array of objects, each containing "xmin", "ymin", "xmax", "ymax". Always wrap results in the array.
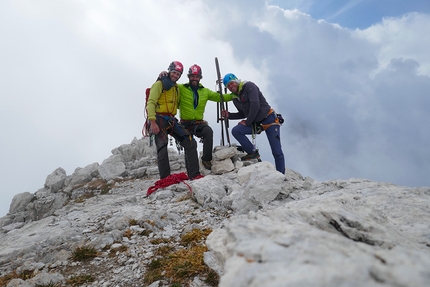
[
  {"xmin": 72, "ymin": 246, "xmax": 98, "ymax": 261},
  {"xmin": 150, "ymin": 238, "xmax": 172, "ymax": 245},
  {"xmin": 35, "ymin": 281, "xmax": 61, "ymax": 287},
  {"xmin": 139, "ymin": 229, "xmax": 152, "ymax": 236},
  {"xmin": 145, "ymin": 220, "xmax": 156, "ymax": 226},
  {"xmin": 66, "ymin": 274, "xmax": 95, "ymax": 286},
  {"xmin": 129, "ymin": 218, "xmax": 139, "ymax": 226},
  {"xmin": 74, "ymin": 192, "xmax": 95, "ymax": 203},
  {"xmin": 166, "ymin": 245, "xmax": 209, "ymax": 278},
  {"xmin": 87, "ymin": 178, "xmax": 113, "ymax": 191},
  {"xmin": 144, "ymin": 259, "xmax": 164, "ymax": 284},
  {"xmin": 109, "ymin": 245, "xmax": 128, "ymax": 257},
  {"xmin": 189, "ymin": 218, "xmax": 203, "ymax": 224},
  {"xmin": 154, "ymin": 244, "xmax": 175, "ymax": 256},
  {"xmin": 123, "ymin": 228, "xmax": 133, "ymax": 239},
  {"xmin": 72, "ymin": 178, "xmax": 116, "ymax": 196},
  {"xmin": 178, "ymin": 193, "xmax": 192, "ymax": 202},
  {"xmin": 204, "ymin": 269, "xmax": 220, "ymax": 286},
  {"xmin": 143, "ymin": 228, "xmax": 218, "ymax": 286},
  {"xmin": 180, "ymin": 228, "xmax": 212, "ymax": 246},
  {"xmin": 0, "ymin": 270, "xmax": 35, "ymax": 286}
]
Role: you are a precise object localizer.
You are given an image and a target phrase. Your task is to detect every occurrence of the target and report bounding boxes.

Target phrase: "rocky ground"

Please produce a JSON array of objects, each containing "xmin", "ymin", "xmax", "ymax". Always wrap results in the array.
[
  {"xmin": 1, "ymin": 138, "xmax": 430, "ymax": 287},
  {"xmin": 1, "ymin": 177, "xmax": 228, "ymax": 287}
]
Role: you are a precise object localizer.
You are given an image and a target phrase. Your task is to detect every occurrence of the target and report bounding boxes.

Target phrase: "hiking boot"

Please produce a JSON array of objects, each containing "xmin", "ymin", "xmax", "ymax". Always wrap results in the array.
[
  {"xmin": 241, "ymin": 150, "xmax": 260, "ymax": 161},
  {"xmin": 202, "ymin": 160, "xmax": 212, "ymax": 170}
]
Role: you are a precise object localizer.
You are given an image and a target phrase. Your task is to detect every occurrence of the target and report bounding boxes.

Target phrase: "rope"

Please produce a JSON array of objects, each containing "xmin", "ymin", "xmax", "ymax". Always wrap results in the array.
[{"xmin": 146, "ymin": 172, "xmax": 192, "ymax": 197}]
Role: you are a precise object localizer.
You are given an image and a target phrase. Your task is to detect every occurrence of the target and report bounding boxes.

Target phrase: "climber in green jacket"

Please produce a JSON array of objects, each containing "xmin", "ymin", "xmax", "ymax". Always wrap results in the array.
[
  {"xmin": 160, "ymin": 64, "xmax": 232, "ymax": 170},
  {"xmin": 179, "ymin": 64, "xmax": 234, "ymax": 170}
]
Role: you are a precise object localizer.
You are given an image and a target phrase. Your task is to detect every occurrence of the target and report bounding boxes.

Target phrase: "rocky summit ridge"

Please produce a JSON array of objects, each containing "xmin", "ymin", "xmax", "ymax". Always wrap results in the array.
[{"xmin": 0, "ymin": 137, "xmax": 429, "ymax": 287}]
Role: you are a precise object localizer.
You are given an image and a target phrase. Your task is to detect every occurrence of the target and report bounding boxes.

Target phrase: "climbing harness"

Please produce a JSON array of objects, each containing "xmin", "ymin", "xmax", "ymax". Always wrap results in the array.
[
  {"xmin": 254, "ymin": 109, "xmax": 284, "ymax": 134},
  {"xmin": 180, "ymin": 120, "xmax": 208, "ymax": 143},
  {"xmin": 156, "ymin": 115, "xmax": 190, "ymax": 154},
  {"xmin": 146, "ymin": 172, "xmax": 192, "ymax": 197},
  {"xmin": 251, "ymin": 109, "xmax": 284, "ymax": 150}
]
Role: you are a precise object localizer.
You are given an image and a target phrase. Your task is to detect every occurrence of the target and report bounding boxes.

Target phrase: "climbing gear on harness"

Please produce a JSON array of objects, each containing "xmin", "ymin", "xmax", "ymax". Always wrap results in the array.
[
  {"xmin": 155, "ymin": 114, "xmax": 191, "ymax": 154},
  {"xmin": 254, "ymin": 109, "xmax": 284, "ymax": 134},
  {"xmin": 159, "ymin": 115, "xmax": 187, "ymax": 139},
  {"xmin": 276, "ymin": 113, "xmax": 284, "ymax": 124},
  {"xmin": 146, "ymin": 172, "xmax": 191, "ymax": 197},
  {"xmin": 251, "ymin": 123, "xmax": 259, "ymax": 149},
  {"xmin": 180, "ymin": 120, "xmax": 208, "ymax": 143},
  {"xmin": 175, "ymin": 139, "xmax": 183, "ymax": 154}
]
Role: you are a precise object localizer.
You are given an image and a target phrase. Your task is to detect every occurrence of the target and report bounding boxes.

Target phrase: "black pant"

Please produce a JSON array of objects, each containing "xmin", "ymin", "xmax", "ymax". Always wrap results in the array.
[
  {"xmin": 181, "ymin": 121, "xmax": 213, "ymax": 162},
  {"xmin": 154, "ymin": 115, "xmax": 200, "ymax": 179}
]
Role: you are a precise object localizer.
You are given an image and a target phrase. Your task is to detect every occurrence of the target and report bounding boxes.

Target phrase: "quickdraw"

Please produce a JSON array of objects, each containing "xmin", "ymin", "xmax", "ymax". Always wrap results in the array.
[{"xmin": 158, "ymin": 115, "xmax": 190, "ymax": 154}]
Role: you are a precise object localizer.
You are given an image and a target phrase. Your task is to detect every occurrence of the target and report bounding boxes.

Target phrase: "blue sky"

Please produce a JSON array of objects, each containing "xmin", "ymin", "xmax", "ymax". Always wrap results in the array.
[
  {"xmin": 271, "ymin": 0, "xmax": 430, "ymax": 29},
  {"xmin": 1, "ymin": 0, "xmax": 430, "ymax": 217}
]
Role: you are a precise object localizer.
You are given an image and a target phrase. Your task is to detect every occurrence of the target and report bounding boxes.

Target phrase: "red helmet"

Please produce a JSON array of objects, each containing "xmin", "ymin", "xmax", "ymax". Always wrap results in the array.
[
  {"xmin": 188, "ymin": 64, "xmax": 202, "ymax": 77},
  {"xmin": 167, "ymin": 61, "xmax": 184, "ymax": 74}
]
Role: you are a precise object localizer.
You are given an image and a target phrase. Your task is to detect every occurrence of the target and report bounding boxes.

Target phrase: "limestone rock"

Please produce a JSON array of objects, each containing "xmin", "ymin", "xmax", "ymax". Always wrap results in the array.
[
  {"xmin": 69, "ymin": 162, "xmax": 100, "ymax": 186},
  {"xmin": 8, "ymin": 192, "xmax": 34, "ymax": 214},
  {"xmin": 44, "ymin": 167, "xmax": 67, "ymax": 193},
  {"xmin": 98, "ymin": 155, "xmax": 126, "ymax": 180}
]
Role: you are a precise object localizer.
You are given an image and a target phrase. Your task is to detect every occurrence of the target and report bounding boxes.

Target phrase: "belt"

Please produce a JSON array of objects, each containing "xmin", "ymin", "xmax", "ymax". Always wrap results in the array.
[
  {"xmin": 157, "ymin": 113, "xmax": 175, "ymax": 117},
  {"xmin": 180, "ymin": 120, "xmax": 206, "ymax": 124}
]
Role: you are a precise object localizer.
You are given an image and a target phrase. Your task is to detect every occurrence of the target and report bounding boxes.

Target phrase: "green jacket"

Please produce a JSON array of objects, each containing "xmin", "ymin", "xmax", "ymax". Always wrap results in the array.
[{"xmin": 178, "ymin": 83, "xmax": 233, "ymax": 121}]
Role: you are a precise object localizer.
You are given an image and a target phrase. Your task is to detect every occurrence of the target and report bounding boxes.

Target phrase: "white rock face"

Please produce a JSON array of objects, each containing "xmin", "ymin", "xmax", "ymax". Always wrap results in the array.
[
  {"xmin": 44, "ymin": 167, "xmax": 67, "ymax": 193},
  {"xmin": 211, "ymin": 180, "xmax": 430, "ymax": 287},
  {"xmin": 1, "ymin": 138, "xmax": 429, "ymax": 287}
]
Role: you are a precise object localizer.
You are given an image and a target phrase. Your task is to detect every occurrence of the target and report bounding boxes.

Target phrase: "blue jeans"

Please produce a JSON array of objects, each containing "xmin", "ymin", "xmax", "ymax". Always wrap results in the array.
[{"xmin": 231, "ymin": 113, "xmax": 285, "ymax": 174}]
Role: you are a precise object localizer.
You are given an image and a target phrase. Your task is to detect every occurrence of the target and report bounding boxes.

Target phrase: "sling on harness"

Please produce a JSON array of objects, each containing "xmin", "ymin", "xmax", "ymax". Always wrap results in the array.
[{"xmin": 158, "ymin": 115, "xmax": 188, "ymax": 154}]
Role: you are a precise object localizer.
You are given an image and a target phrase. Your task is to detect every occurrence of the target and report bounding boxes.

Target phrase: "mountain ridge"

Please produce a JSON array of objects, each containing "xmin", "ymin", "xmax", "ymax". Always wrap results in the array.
[{"xmin": 1, "ymin": 137, "xmax": 429, "ymax": 286}]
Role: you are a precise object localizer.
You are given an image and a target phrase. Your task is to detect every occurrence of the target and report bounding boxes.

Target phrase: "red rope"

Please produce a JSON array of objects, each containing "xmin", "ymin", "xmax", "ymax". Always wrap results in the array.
[{"xmin": 146, "ymin": 172, "xmax": 192, "ymax": 197}]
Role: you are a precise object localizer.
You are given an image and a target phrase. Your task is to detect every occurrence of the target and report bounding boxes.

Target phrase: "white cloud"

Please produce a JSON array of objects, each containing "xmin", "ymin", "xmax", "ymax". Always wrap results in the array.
[
  {"xmin": 1, "ymin": 0, "xmax": 430, "ymax": 216},
  {"xmin": 358, "ymin": 12, "xmax": 430, "ymax": 76}
]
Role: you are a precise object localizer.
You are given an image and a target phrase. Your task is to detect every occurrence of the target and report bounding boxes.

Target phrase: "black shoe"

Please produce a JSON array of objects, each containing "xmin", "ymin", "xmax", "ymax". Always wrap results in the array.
[
  {"xmin": 241, "ymin": 151, "xmax": 260, "ymax": 161},
  {"xmin": 202, "ymin": 160, "xmax": 212, "ymax": 170}
]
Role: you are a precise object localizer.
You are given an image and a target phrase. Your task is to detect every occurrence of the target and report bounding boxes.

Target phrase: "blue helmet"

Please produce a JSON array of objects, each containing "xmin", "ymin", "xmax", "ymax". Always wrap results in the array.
[{"xmin": 223, "ymin": 73, "xmax": 238, "ymax": 86}]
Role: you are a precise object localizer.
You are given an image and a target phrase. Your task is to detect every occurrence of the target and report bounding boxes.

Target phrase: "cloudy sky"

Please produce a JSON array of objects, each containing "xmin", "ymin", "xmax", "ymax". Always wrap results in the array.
[{"xmin": 1, "ymin": 0, "xmax": 430, "ymax": 217}]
